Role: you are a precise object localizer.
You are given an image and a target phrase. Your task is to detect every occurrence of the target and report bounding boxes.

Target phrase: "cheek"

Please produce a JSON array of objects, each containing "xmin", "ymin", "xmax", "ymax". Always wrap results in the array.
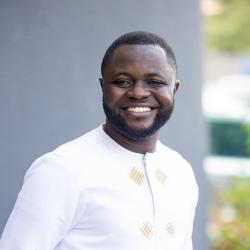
[
  {"xmin": 157, "ymin": 90, "xmax": 174, "ymax": 106},
  {"xmin": 103, "ymin": 87, "xmax": 126, "ymax": 106}
]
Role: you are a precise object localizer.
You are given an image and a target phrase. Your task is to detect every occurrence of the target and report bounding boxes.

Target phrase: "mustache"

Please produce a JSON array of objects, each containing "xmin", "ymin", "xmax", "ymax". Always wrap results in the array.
[{"xmin": 102, "ymin": 96, "xmax": 175, "ymax": 141}]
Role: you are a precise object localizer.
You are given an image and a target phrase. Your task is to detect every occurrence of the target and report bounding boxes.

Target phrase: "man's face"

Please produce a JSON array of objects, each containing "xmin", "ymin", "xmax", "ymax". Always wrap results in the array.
[{"xmin": 100, "ymin": 44, "xmax": 179, "ymax": 141}]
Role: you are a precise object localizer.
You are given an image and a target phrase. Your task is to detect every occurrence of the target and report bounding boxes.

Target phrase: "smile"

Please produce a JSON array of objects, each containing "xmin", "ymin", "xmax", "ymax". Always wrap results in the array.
[{"xmin": 127, "ymin": 107, "xmax": 151, "ymax": 112}]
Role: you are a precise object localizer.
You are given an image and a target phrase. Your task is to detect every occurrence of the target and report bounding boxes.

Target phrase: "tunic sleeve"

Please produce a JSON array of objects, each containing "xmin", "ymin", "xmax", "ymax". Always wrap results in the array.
[
  {"xmin": 181, "ymin": 171, "xmax": 199, "ymax": 250},
  {"xmin": 182, "ymin": 238, "xmax": 193, "ymax": 250},
  {"xmin": 0, "ymin": 153, "xmax": 81, "ymax": 250}
]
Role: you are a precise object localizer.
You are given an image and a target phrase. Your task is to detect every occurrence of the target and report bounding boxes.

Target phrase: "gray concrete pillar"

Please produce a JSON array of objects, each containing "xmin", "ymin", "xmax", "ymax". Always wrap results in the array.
[{"xmin": 0, "ymin": 1, "xmax": 207, "ymax": 249}]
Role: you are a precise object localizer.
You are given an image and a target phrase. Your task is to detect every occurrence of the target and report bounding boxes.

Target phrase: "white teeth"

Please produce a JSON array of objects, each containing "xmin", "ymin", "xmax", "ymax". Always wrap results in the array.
[{"xmin": 127, "ymin": 107, "xmax": 151, "ymax": 112}]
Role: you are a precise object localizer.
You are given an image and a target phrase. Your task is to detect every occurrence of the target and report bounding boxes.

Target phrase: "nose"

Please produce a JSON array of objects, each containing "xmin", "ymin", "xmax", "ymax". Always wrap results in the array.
[{"xmin": 127, "ymin": 81, "xmax": 150, "ymax": 99}]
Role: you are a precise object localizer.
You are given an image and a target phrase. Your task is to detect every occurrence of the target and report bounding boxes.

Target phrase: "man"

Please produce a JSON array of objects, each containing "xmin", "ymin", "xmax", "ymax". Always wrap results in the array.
[{"xmin": 0, "ymin": 31, "xmax": 198, "ymax": 250}]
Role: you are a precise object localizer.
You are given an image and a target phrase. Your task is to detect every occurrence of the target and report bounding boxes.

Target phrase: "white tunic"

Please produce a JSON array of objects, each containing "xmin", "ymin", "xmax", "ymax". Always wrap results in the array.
[{"xmin": 0, "ymin": 125, "xmax": 198, "ymax": 250}]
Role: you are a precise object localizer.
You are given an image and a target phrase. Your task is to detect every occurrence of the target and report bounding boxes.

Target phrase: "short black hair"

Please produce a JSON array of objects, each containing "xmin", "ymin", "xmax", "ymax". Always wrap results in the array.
[{"xmin": 101, "ymin": 31, "xmax": 177, "ymax": 76}]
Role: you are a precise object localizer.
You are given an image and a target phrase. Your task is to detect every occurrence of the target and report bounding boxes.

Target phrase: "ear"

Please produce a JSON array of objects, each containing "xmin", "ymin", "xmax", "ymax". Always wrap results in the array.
[
  {"xmin": 174, "ymin": 80, "xmax": 180, "ymax": 95},
  {"xmin": 99, "ymin": 78, "xmax": 103, "ymax": 90}
]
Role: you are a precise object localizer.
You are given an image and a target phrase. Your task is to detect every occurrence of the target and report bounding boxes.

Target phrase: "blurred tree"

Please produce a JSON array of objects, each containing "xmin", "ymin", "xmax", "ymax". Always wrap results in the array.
[
  {"xmin": 205, "ymin": 0, "xmax": 250, "ymax": 53},
  {"xmin": 209, "ymin": 177, "xmax": 250, "ymax": 250}
]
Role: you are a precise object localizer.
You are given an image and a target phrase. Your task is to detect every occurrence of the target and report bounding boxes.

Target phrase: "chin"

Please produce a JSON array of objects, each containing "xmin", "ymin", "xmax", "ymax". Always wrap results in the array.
[
  {"xmin": 125, "ymin": 122, "xmax": 154, "ymax": 132},
  {"xmin": 103, "ymin": 99, "xmax": 174, "ymax": 141}
]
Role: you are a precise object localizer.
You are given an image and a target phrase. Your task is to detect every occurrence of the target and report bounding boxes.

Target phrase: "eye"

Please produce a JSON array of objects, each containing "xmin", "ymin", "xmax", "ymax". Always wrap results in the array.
[
  {"xmin": 111, "ymin": 79, "xmax": 132, "ymax": 88},
  {"xmin": 146, "ymin": 79, "xmax": 167, "ymax": 87}
]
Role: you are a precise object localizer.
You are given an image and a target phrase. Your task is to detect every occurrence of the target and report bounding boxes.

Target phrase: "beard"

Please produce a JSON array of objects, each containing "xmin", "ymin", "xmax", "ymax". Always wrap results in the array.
[{"xmin": 103, "ymin": 98, "xmax": 174, "ymax": 141}]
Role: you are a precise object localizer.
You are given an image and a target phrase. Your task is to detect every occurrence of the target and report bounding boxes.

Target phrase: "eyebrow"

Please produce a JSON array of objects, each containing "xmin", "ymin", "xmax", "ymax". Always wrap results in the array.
[
  {"xmin": 145, "ymin": 72, "xmax": 166, "ymax": 78},
  {"xmin": 113, "ymin": 71, "xmax": 167, "ymax": 79},
  {"xmin": 113, "ymin": 72, "xmax": 132, "ymax": 77}
]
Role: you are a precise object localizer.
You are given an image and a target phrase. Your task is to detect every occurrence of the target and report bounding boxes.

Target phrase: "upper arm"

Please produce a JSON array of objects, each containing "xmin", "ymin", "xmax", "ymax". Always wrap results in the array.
[{"xmin": 0, "ymin": 153, "xmax": 81, "ymax": 250}]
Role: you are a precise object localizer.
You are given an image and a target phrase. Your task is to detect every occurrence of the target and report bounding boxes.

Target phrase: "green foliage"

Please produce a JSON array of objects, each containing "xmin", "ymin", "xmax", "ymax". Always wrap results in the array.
[
  {"xmin": 223, "ymin": 178, "xmax": 250, "ymax": 216},
  {"xmin": 205, "ymin": 0, "xmax": 250, "ymax": 53},
  {"xmin": 209, "ymin": 177, "xmax": 250, "ymax": 250}
]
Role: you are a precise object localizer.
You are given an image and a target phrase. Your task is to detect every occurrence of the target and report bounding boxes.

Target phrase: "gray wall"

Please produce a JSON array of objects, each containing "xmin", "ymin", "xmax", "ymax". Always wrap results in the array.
[{"xmin": 0, "ymin": 0, "xmax": 207, "ymax": 249}]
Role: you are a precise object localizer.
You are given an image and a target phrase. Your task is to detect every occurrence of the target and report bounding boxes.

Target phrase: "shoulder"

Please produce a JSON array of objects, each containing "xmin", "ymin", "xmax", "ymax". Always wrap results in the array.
[
  {"xmin": 25, "ymin": 126, "xmax": 104, "ymax": 182},
  {"xmin": 53, "ymin": 125, "xmax": 104, "ymax": 156},
  {"xmin": 156, "ymin": 142, "xmax": 199, "ymax": 203},
  {"xmin": 156, "ymin": 142, "xmax": 198, "ymax": 186},
  {"xmin": 157, "ymin": 142, "xmax": 191, "ymax": 168}
]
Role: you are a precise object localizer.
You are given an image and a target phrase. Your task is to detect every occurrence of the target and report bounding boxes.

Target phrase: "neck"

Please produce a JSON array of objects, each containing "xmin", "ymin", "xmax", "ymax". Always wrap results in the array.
[{"xmin": 103, "ymin": 122, "xmax": 159, "ymax": 154}]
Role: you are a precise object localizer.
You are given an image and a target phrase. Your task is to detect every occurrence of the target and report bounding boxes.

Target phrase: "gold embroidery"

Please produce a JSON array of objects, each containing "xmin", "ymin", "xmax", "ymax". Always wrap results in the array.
[
  {"xmin": 155, "ymin": 168, "xmax": 167, "ymax": 185},
  {"xmin": 129, "ymin": 167, "xmax": 144, "ymax": 185},
  {"xmin": 140, "ymin": 223, "xmax": 153, "ymax": 239},
  {"xmin": 165, "ymin": 223, "xmax": 175, "ymax": 237}
]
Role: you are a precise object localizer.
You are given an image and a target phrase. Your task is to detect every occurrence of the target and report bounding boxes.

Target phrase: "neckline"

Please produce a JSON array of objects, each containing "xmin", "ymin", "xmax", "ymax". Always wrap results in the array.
[{"xmin": 99, "ymin": 125, "xmax": 160, "ymax": 158}]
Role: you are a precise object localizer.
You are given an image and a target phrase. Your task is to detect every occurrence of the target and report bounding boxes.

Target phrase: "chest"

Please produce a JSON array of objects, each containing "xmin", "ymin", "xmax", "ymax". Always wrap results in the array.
[{"xmin": 68, "ymin": 156, "xmax": 193, "ymax": 250}]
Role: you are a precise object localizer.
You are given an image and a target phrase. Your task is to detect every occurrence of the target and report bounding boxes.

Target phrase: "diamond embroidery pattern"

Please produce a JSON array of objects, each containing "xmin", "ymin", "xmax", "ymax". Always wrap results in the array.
[
  {"xmin": 129, "ymin": 167, "xmax": 144, "ymax": 185},
  {"xmin": 165, "ymin": 223, "xmax": 175, "ymax": 237},
  {"xmin": 155, "ymin": 168, "xmax": 167, "ymax": 185},
  {"xmin": 140, "ymin": 223, "xmax": 153, "ymax": 239}
]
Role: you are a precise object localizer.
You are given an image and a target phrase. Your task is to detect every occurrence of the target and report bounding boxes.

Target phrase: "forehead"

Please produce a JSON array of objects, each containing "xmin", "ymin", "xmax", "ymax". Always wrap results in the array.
[
  {"xmin": 104, "ymin": 44, "xmax": 174, "ymax": 75},
  {"xmin": 111, "ymin": 44, "xmax": 167, "ymax": 65}
]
